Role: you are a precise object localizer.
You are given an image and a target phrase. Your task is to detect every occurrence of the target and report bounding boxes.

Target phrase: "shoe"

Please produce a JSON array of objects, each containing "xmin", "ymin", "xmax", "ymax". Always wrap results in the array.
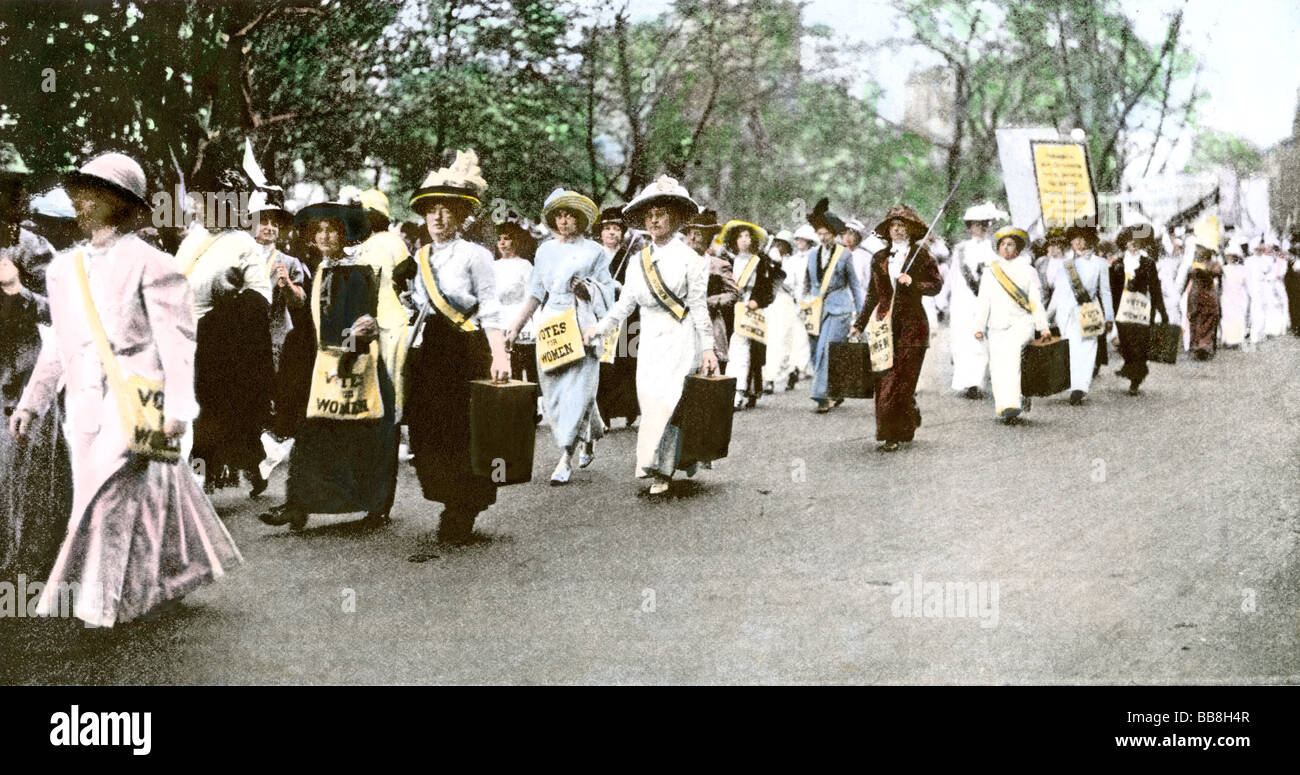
[
  {"xmin": 577, "ymin": 441, "xmax": 595, "ymax": 469},
  {"xmin": 832, "ymin": 397, "xmax": 845, "ymax": 408},
  {"xmin": 814, "ymin": 400, "xmax": 831, "ymax": 414},
  {"xmin": 435, "ymin": 508, "xmax": 477, "ymax": 545},
  {"xmin": 359, "ymin": 511, "xmax": 391, "ymax": 529},
  {"xmin": 963, "ymin": 386, "xmax": 981, "ymax": 400},
  {"xmin": 1068, "ymin": 390, "xmax": 1085, "ymax": 405},
  {"xmin": 763, "ymin": 381, "xmax": 774, "ymax": 395},
  {"xmin": 1128, "ymin": 382, "xmax": 1141, "ymax": 396},
  {"xmin": 733, "ymin": 394, "xmax": 747, "ymax": 410},
  {"xmin": 648, "ymin": 480, "xmax": 670, "ymax": 495},
  {"xmin": 787, "ymin": 373, "xmax": 799, "ymax": 391},
  {"xmin": 398, "ymin": 442, "xmax": 414, "ymax": 463},
  {"xmin": 550, "ymin": 457, "xmax": 572, "ymax": 485},
  {"xmin": 999, "ymin": 407, "xmax": 1022, "ymax": 425},
  {"xmin": 878, "ymin": 440, "xmax": 900, "ymax": 452},
  {"xmin": 258, "ymin": 504, "xmax": 307, "ymax": 531},
  {"xmin": 745, "ymin": 394, "xmax": 758, "ymax": 409},
  {"xmin": 248, "ymin": 469, "xmax": 268, "ymax": 499}
]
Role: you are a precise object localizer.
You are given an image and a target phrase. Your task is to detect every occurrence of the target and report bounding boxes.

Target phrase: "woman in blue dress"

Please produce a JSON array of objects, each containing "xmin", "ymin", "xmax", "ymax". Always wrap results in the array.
[{"xmin": 505, "ymin": 190, "xmax": 615, "ymax": 485}]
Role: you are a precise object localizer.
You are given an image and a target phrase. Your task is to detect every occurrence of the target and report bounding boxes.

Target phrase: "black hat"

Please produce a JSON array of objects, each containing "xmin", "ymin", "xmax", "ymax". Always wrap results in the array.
[
  {"xmin": 295, "ymin": 201, "xmax": 371, "ymax": 244},
  {"xmin": 593, "ymin": 206, "xmax": 625, "ymax": 229},
  {"xmin": 1116, "ymin": 223, "xmax": 1157, "ymax": 254},
  {"xmin": 685, "ymin": 208, "xmax": 724, "ymax": 235},
  {"xmin": 809, "ymin": 197, "xmax": 846, "ymax": 235}
]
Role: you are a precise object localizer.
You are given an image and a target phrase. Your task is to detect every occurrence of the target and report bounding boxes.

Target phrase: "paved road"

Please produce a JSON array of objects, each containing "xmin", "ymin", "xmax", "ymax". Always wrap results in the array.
[{"xmin": 4, "ymin": 330, "xmax": 1297, "ymax": 684}]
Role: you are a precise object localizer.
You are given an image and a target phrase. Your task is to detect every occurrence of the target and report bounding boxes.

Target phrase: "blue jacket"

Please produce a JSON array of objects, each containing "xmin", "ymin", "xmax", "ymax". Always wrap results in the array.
[{"xmin": 806, "ymin": 244, "xmax": 863, "ymax": 318}]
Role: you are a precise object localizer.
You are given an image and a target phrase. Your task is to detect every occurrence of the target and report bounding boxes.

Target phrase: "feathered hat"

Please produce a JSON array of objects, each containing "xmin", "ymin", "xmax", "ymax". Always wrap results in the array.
[
  {"xmin": 623, "ymin": 175, "xmax": 698, "ymax": 223},
  {"xmin": 874, "ymin": 204, "xmax": 927, "ymax": 242},
  {"xmin": 808, "ymin": 197, "xmax": 846, "ymax": 235},
  {"xmin": 409, "ymin": 149, "xmax": 488, "ymax": 215}
]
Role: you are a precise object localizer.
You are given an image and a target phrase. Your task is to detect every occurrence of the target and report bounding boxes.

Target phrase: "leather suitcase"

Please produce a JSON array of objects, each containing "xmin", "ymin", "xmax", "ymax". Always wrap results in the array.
[
  {"xmin": 1021, "ymin": 336, "xmax": 1070, "ymax": 397},
  {"xmin": 1147, "ymin": 323, "xmax": 1181, "ymax": 364},
  {"xmin": 828, "ymin": 340, "xmax": 874, "ymax": 399},
  {"xmin": 675, "ymin": 374, "xmax": 736, "ymax": 465},
  {"xmin": 469, "ymin": 379, "xmax": 537, "ymax": 485}
]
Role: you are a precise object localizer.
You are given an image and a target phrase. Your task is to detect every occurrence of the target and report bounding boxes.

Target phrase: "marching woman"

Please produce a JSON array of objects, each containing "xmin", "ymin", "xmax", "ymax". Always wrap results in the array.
[
  {"xmin": 495, "ymin": 220, "xmax": 539, "ymax": 385},
  {"xmin": 594, "ymin": 206, "xmax": 642, "ymax": 429},
  {"xmin": 581, "ymin": 176, "xmax": 719, "ymax": 496},
  {"xmin": 806, "ymin": 198, "xmax": 863, "ymax": 413},
  {"xmin": 505, "ymin": 189, "xmax": 615, "ymax": 485},
  {"xmin": 685, "ymin": 209, "xmax": 737, "ymax": 373},
  {"xmin": 1046, "ymin": 225, "xmax": 1113, "ymax": 405},
  {"xmin": 849, "ymin": 205, "xmax": 943, "ymax": 451},
  {"xmin": 1185, "ymin": 242, "xmax": 1222, "ymax": 360},
  {"xmin": 971, "ymin": 226, "xmax": 1051, "ymax": 425},
  {"xmin": 1109, "ymin": 224, "xmax": 1169, "ymax": 395},
  {"xmin": 1220, "ymin": 243, "xmax": 1249, "ymax": 348},
  {"xmin": 761, "ymin": 230, "xmax": 810, "ymax": 392},
  {"xmin": 721, "ymin": 219, "xmax": 781, "ymax": 408},
  {"xmin": 403, "ymin": 150, "xmax": 512, "ymax": 547},
  {"xmin": 945, "ymin": 203, "xmax": 1002, "ymax": 398},
  {"xmin": 258, "ymin": 194, "xmax": 403, "ymax": 532},
  {"xmin": 11, "ymin": 152, "xmax": 241, "ymax": 626}
]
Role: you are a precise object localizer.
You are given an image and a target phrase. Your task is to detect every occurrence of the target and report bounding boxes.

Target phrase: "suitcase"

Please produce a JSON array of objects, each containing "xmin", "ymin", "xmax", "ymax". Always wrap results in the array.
[
  {"xmin": 675, "ymin": 374, "xmax": 736, "ymax": 465},
  {"xmin": 469, "ymin": 379, "xmax": 537, "ymax": 485},
  {"xmin": 1147, "ymin": 323, "xmax": 1181, "ymax": 364},
  {"xmin": 1021, "ymin": 336, "xmax": 1070, "ymax": 397},
  {"xmin": 828, "ymin": 340, "xmax": 874, "ymax": 399}
]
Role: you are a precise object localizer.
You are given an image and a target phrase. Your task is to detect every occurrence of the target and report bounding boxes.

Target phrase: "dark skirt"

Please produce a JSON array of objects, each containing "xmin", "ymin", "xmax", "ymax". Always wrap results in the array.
[
  {"xmin": 597, "ymin": 311, "xmax": 640, "ymax": 424},
  {"xmin": 1188, "ymin": 283, "xmax": 1220, "ymax": 355},
  {"xmin": 1115, "ymin": 323, "xmax": 1151, "ymax": 385},
  {"xmin": 1286, "ymin": 269, "xmax": 1300, "ymax": 335},
  {"xmin": 510, "ymin": 342, "xmax": 539, "ymax": 385},
  {"xmin": 285, "ymin": 350, "xmax": 399, "ymax": 516},
  {"xmin": 194, "ymin": 291, "xmax": 274, "ymax": 474},
  {"xmin": 0, "ymin": 400, "xmax": 72, "ymax": 582},
  {"xmin": 405, "ymin": 313, "xmax": 497, "ymax": 512},
  {"xmin": 271, "ymin": 308, "xmax": 317, "ymax": 439},
  {"xmin": 874, "ymin": 345, "xmax": 926, "ymax": 442},
  {"xmin": 743, "ymin": 341, "xmax": 767, "ymax": 397}
]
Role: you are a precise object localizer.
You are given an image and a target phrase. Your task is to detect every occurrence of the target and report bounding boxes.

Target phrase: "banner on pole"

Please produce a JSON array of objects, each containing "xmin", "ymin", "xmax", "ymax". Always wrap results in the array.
[{"xmin": 1031, "ymin": 141, "xmax": 1097, "ymax": 230}]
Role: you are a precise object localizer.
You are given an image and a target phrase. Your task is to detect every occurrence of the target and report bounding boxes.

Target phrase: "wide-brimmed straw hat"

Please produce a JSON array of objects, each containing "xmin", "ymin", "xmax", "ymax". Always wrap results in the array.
[
  {"xmin": 409, "ymin": 149, "xmax": 488, "ymax": 216},
  {"xmin": 64, "ymin": 152, "xmax": 149, "ymax": 211},
  {"xmin": 541, "ymin": 189, "xmax": 599, "ymax": 233},
  {"xmin": 874, "ymin": 204, "xmax": 927, "ymax": 242},
  {"xmin": 993, "ymin": 225, "xmax": 1029, "ymax": 253},
  {"xmin": 720, "ymin": 220, "xmax": 769, "ymax": 253},
  {"xmin": 295, "ymin": 198, "xmax": 371, "ymax": 243},
  {"xmin": 623, "ymin": 175, "xmax": 698, "ymax": 223}
]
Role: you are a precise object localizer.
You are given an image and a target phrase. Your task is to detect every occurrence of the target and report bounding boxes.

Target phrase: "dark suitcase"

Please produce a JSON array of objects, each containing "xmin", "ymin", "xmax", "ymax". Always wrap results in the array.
[
  {"xmin": 1147, "ymin": 323, "xmax": 1181, "ymax": 364},
  {"xmin": 828, "ymin": 340, "xmax": 874, "ymax": 399},
  {"xmin": 469, "ymin": 379, "xmax": 537, "ymax": 485},
  {"xmin": 675, "ymin": 374, "xmax": 736, "ymax": 465},
  {"xmin": 1021, "ymin": 336, "xmax": 1070, "ymax": 397}
]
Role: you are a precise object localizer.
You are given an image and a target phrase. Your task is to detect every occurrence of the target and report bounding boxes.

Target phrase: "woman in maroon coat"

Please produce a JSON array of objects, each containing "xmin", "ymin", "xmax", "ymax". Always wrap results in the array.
[
  {"xmin": 1186, "ymin": 244, "xmax": 1222, "ymax": 360},
  {"xmin": 850, "ymin": 205, "xmax": 942, "ymax": 451}
]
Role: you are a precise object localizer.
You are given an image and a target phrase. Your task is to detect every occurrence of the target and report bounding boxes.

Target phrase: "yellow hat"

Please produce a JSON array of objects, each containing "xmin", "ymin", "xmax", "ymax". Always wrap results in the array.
[
  {"xmin": 719, "ymin": 220, "xmax": 769, "ymax": 252},
  {"xmin": 541, "ymin": 188, "xmax": 598, "ymax": 233},
  {"xmin": 993, "ymin": 226, "xmax": 1029, "ymax": 252},
  {"xmin": 360, "ymin": 187, "xmax": 390, "ymax": 219}
]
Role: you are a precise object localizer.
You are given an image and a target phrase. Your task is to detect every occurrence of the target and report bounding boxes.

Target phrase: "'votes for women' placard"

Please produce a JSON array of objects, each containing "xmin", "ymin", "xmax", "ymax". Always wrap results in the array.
[
  {"xmin": 536, "ymin": 306, "xmax": 586, "ymax": 372},
  {"xmin": 1031, "ymin": 141, "xmax": 1097, "ymax": 230}
]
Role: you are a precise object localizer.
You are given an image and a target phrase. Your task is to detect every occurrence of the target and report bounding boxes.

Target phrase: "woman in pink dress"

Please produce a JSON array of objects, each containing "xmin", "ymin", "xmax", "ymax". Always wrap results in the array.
[{"xmin": 10, "ymin": 153, "xmax": 241, "ymax": 627}]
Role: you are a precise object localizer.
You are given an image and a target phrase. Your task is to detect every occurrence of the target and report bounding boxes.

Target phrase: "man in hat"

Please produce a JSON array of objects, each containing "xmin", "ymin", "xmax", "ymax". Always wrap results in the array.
[
  {"xmin": 944, "ymin": 203, "xmax": 1003, "ymax": 398},
  {"xmin": 685, "ymin": 208, "xmax": 738, "ymax": 370},
  {"xmin": 806, "ymin": 198, "xmax": 862, "ymax": 413},
  {"xmin": 0, "ymin": 143, "xmax": 57, "ymax": 296}
]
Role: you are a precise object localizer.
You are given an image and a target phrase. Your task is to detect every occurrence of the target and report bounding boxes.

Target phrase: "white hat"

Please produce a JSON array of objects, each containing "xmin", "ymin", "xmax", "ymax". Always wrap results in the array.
[
  {"xmin": 66, "ymin": 152, "xmax": 148, "ymax": 209},
  {"xmin": 862, "ymin": 233, "xmax": 887, "ymax": 254},
  {"xmin": 773, "ymin": 229, "xmax": 794, "ymax": 244},
  {"xmin": 792, "ymin": 223, "xmax": 817, "ymax": 242},
  {"xmin": 844, "ymin": 218, "xmax": 867, "ymax": 237},
  {"xmin": 962, "ymin": 202, "xmax": 1008, "ymax": 222},
  {"xmin": 622, "ymin": 175, "xmax": 697, "ymax": 221}
]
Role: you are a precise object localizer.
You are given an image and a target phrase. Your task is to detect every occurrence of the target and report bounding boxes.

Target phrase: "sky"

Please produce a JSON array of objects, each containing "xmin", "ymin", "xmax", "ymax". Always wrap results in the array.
[{"xmin": 619, "ymin": 0, "xmax": 1300, "ymax": 152}]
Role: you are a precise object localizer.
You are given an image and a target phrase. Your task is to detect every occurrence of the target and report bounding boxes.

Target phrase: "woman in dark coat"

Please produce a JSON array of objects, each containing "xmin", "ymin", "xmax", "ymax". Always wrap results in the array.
[
  {"xmin": 851, "ymin": 205, "xmax": 942, "ymax": 452},
  {"xmin": 1109, "ymin": 224, "xmax": 1169, "ymax": 395},
  {"xmin": 1186, "ymin": 244, "xmax": 1222, "ymax": 359}
]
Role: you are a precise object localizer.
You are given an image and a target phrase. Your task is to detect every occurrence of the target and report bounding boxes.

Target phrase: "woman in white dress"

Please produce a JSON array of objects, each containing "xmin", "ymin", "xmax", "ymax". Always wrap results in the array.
[
  {"xmin": 972, "ymin": 226, "xmax": 1051, "ymax": 424},
  {"xmin": 1220, "ymin": 243, "xmax": 1250, "ymax": 348},
  {"xmin": 1047, "ymin": 225, "xmax": 1114, "ymax": 405},
  {"xmin": 945, "ymin": 203, "xmax": 1002, "ymax": 397},
  {"xmin": 505, "ymin": 190, "xmax": 614, "ymax": 485},
  {"xmin": 761, "ymin": 230, "xmax": 810, "ymax": 391},
  {"xmin": 582, "ymin": 176, "xmax": 719, "ymax": 496}
]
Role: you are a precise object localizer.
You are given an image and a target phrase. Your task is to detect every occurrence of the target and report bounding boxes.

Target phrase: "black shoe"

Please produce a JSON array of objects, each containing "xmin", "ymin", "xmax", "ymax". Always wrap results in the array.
[
  {"xmin": 1069, "ymin": 390, "xmax": 1085, "ymax": 405},
  {"xmin": 436, "ymin": 508, "xmax": 477, "ymax": 546},
  {"xmin": 1128, "ymin": 382, "xmax": 1141, "ymax": 396},
  {"xmin": 787, "ymin": 373, "xmax": 799, "ymax": 391},
  {"xmin": 746, "ymin": 394, "xmax": 758, "ymax": 409},
  {"xmin": 258, "ymin": 504, "xmax": 307, "ymax": 531},
  {"xmin": 832, "ymin": 397, "xmax": 845, "ymax": 408},
  {"xmin": 358, "ymin": 511, "xmax": 391, "ymax": 529},
  {"xmin": 878, "ymin": 440, "xmax": 900, "ymax": 452},
  {"xmin": 814, "ymin": 400, "xmax": 831, "ymax": 414},
  {"xmin": 963, "ymin": 386, "xmax": 981, "ymax": 400}
]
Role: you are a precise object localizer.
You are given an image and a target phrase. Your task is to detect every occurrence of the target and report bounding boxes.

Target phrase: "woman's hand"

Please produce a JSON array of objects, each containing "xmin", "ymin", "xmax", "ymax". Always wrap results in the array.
[
  {"xmin": 849, "ymin": 326, "xmax": 861, "ymax": 338},
  {"xmin": 503, "ymin": 324, "xmax": 520, "ymax": 349},
  {"xmin": 1036, "ymin": 330, "xmax": 1053, "ymax": 342},
  {"xmin": 163, "ymin": 418, "xmax": 187, "ymax": 440},
  {"xmin": 699, "ymin": 349, "xmax": 720, "ymax": 376},
  {"xmin": 581, "ymin": 325, "xmax": 601, "ymax": 346},
  {"xmin": 490, "ymin": 352, "xmax": 511, "ymax": 382},
  {"xmin": 897, "ymin": 272, "xmax": 912, "ymax": 287},
  {"xmin": 973, "ymin": 331, "xmax": 985, "ymax": 340},
  {"xmin": 746, "ymin": 299, "xmax": 758, "ymax": 310},
  {"xmin": 8, "ymin": 408, "xmax": 34, "ymax": 441},
  {"xmin": 570, "ymin": 277, "xmax": 591, "ymax": 303}
]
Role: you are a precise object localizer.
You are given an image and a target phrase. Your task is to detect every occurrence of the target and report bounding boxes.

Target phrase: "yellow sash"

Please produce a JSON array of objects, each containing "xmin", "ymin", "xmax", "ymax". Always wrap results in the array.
[
  {"xmin": 640, "ymin": 245, "xmax": 687, "ymax": 321},
  {"xmin": 799, "ymin": 245, "xmax": 845, "ymax": 337},
  {"xmin": 814, "ymin": 245, "xmax": 845, "ymax": 302},
  {"xmin": 74, "ymin": 250, "xmax": 180, "ymax": 462},
  {"xmin": 264, "ymin": 247, "xmax": 281, "ymax": 278},
  {"xmin": 416, "ymin": 244, "xmax": 479, "ymax": 332},
  {"xmin": 990, "ymin": 262, "xmax": 1034, "ymax": 314},
  {"xmin": 736, "ymin": 253, "xmax": 760, "ymax": 292},
  {"xmin": 180, "ymin": 232, "xmax": 224, "ymax": 277}
]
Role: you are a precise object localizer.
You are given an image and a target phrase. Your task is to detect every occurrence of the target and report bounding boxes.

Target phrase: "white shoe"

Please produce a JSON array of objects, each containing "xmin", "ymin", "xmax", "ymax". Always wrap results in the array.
[
  {"xmin": 550, "ymin": 457, "xmax": 572, "ymax": 486},
  {"xmin": 648, "ymin": 479, "xmax": 670, "ymax": 495},
  {"xmin": 577, "ymin": 441, "xmax": 595, "ymax": 468}
]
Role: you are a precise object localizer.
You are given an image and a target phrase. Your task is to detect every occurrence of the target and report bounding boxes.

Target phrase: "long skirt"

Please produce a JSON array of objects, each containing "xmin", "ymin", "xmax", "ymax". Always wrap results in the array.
[
  {"xmin": 270, "ymin": 310, "xmax": 317, "ymax": 439},
  {"xmin": 874, "ymin": 345, "xmax": 926, "ymax": 442},
  {"xmin": 510, "ymin": 342, "xmax": 538, "ymax": 384},
  {"xmin": 405, "ymin": 314, "xmax": 497, "ymax": 512},
  {"xmin": 597, "ymin": 312, "xmax": 640, "ymax": 424},
  {"xmin": 727, "ymin": 333, "xmax": 765, "ymax": 397},
  {"xmin": 761, "ymin": 291, "xmax": 808, "ymax": 386},
  {"xmin": 632, "ymin": 313, "xmax": 698, "ymax": 479},
  {"xmin": 810, "ymin": 311, "xmax": 852, "ymax": 401},
  {"xmin": 37, "ymin": 429, "xmax": 241, "ymax": 627},
  {"xmin": 1064, "ymin": 329, "xmax": 1099, "ymax": 393},
  {"xmin": 1115, "ymin": 322, "xmax": 1152, "ymax": 386},
  {"xmin": 1286, "ymin": 270, "xmax": 1300, "ymax": 335},
  {"xmin": 949, "ymin": 297, "xmax": 989, "ymax": 391},
  {"xmin": 988, "ymin": 320, "xmax": 1035, "ymax": 416},
  {"xmin": 285, "ymin": 350, "xmax": 399, "ymax": 517},
  {"xmin": 1188, "ymin": 284, "xmax": 1220, "ymax": 356},
  {"xmin": 194, "ymin": 292, "xmax": 275, "ymax": 479},
  {"xmin": 0, "ymin": 401, "xmax": 72, "ymax": 582},
  {"xmin": 537, "ymin": 349, "xmax": 602, "ymax": 451}
]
